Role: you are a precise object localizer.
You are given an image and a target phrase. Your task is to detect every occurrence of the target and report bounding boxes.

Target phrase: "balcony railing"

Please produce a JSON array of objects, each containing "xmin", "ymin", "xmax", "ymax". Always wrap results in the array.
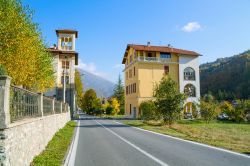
[{"xmin": 138, "ymin": 56, "xmax": 174, "ymax": 63}]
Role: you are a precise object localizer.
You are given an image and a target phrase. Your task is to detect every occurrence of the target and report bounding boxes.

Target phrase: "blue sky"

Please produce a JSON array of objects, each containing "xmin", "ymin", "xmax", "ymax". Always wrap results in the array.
[{"xmin": 22, "ymin": 0, "xmax": 250, "ymax": 83}]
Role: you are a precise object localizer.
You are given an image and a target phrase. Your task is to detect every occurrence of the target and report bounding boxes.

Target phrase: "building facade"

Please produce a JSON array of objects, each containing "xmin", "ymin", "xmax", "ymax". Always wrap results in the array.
[
  {"xmin": 46, "ymin": 29, "xmax": 79, "ymax": 117},
  {"xmin": 122, "ymin": 43, "xmax": 200, "ymax": 118}
]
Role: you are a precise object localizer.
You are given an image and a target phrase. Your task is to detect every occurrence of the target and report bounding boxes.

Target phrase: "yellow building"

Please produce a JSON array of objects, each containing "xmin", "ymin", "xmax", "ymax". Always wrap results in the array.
[{"xmin": 122, "ymin": 43, "xmax": 201, "ymax": 118}]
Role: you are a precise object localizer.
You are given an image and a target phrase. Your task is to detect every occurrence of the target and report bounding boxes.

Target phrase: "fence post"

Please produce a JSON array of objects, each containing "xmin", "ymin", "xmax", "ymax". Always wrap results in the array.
[
  {"xmin": 0, "ymin": 76, "xmax": 11, "ymax": 129},
  {"xmin": 60, "ymin": 102, "xmax": 63, "ymax": 114},
  {"xmin": 38, "ymin": 93, "xmax": 43, "ymax": 117},
  {"xmin": 52, "ymin": 98, "xmax": 55, "ymax": 114}
]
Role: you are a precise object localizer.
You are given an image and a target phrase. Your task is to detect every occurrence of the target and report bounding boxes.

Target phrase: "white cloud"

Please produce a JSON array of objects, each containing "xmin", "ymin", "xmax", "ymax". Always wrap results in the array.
[
  {"xmin": 182, "ymin": 22, "xmax": 202, "ymax": 32},
  {"xmin": 76, "ymin": 59, "xmax": 107, "ymax": 78},
  {"xmin": 113, "ymin": 64, "xmax": 124, "ymax": 69}
]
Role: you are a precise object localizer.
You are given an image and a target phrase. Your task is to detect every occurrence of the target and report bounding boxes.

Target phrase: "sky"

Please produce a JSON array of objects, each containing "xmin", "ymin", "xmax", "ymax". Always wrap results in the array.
[{"xmin": 22, "ymin": 0, "xmax": 250, "ymax": 83}]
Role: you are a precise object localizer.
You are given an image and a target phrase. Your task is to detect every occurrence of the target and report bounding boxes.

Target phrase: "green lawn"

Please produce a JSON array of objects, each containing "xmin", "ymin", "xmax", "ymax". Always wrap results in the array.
[
  {"xmin": 122, "ymin": 120, "xmax": 250, "ymax": 154},
  {"xmin": 31, "ymin": 121, "xmax": 76, "ymax": 166}
]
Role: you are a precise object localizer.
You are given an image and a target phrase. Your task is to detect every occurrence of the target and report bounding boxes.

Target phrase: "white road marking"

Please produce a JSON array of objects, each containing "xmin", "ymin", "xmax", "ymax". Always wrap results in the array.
[
  {"xmin": 95, "ymin": 120, "xmax": 169, "ymax": 166},
  {"xmin": 114, "ymin": 121, "xmax": 250, "ymax": 159},
  {"xmin": 64, "ymin": 120, "xmax": 80, "ymax": 166}
]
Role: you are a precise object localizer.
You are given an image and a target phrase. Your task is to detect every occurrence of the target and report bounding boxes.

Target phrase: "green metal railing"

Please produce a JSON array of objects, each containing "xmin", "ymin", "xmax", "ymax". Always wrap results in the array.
[
  {"xmin": 54, "ymin": 101, "xmax": 61, "ymax": 114},
  {"xmin": 10, "ymin": 85, "xmax": 40, "ymax": 122},
  {"xmin": 9, "ymin": 85, "xmax": 70, "ymax": 122},
  {"xmin": 43, "ymin": 97, "xmax": 53, "ymax": 116}
]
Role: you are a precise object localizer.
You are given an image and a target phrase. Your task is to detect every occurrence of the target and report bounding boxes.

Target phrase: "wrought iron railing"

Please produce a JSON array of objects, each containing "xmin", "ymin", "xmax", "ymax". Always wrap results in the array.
[
  {"xmin": 10, "ymin": 85, "xmax": 40, "ymax": 122},
  {"xmin": 62, "ymin": 103, "xmax": 68, "ymax": 113},
  {"xmin": 138, "ymin": 56, "xmax": 173, "ymax": 63},
  {"xmin": 43, "ymin": 97, "xmax": 53, "ymax": 116},
  {"xmin": 54, "ymin": 101, "xmax": 61, "ymax": 114},
  {"xmin": 9, "ymin": 85, "xmax": 70, "ymax": 122}
]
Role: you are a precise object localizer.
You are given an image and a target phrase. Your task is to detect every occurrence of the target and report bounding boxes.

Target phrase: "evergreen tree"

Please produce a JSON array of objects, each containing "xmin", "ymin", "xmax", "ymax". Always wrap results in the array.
[{"xmin": 113, "ymin": 74, "xmax": 125, "ymax": 114}]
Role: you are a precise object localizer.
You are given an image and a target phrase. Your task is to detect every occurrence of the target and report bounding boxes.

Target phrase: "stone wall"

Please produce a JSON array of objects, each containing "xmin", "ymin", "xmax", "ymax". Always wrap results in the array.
[{"xmin": 2, "ymin": 112, "xmax": 70, "ymax": 166}]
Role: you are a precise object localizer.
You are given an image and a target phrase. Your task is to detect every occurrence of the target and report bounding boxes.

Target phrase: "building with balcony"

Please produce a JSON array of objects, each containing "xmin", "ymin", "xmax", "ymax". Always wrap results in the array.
[
  {"xmin": 46, "ymin": 29, "xmax": 79, "ymax": 117},
  {"xmin": 122, "ymin": 43, "xmax": 201, "ymax": 118}
]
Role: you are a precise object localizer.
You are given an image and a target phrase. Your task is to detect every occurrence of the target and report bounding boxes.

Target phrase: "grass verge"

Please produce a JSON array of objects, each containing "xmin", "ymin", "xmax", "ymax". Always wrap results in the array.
[
  {"xmin": 31, "ymin": 121, "xmax": 76, "ymax": 166},
  {"xmin": 122, "ymin": 120, "xmax": 250, "ymax": 154}
]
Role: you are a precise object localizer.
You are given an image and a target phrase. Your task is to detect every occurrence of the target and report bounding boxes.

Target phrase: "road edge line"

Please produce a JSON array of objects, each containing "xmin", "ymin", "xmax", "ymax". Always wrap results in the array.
[
  {"xmin": 64, "ymin": 120, "xmax": 80, "ymax": 166},
  {"xmin": 114, "ymin": 121, "xmax": 250, "ymax": 159}
]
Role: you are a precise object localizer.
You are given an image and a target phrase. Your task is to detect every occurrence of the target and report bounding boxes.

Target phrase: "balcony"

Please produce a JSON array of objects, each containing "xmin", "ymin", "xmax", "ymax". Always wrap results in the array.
[
  {"xmin": 61, "ymin": 46, "xmax": 73, "ymax": 51},
  {"xmin": 124, "ymin": 56, "xmax": 178, "ymax": 70},
  {"xmin": 138, "ymin": 56, "xmax": 175, "ymax": 63}
]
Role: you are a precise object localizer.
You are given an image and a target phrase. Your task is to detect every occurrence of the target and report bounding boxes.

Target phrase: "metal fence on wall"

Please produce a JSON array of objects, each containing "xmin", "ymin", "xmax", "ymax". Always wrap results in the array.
[
  {"xmin": 43, "ymin": 97, "xmax": 54, "ymax": 116},
  {"xmin": 9, "ymin": 85, "xmax": 69, "ymax": 123},
  {"xmin": 10, "ymin": 86, "xmax": 40, "ymax": 122}
]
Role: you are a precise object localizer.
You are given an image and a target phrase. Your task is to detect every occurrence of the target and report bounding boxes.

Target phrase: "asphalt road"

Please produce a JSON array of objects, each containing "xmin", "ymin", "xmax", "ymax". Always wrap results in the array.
[{"xmin": 70, "ymin": 115, "xmax": 250, "ymax": 166}]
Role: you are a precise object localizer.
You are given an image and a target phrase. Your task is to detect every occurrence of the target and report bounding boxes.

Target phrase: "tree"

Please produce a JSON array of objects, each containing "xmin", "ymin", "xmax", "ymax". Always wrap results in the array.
[
  {"xmin": 111, "ymin": 98, "xmax": 120, "ymax": 115},
  {"xmin": 82, "ymin": 89, "xmax": 98, "ymax": 115},
  {"xmin": 0, "ymin": 64, "xmax": 7, "ymax": 75},
  {"xmin": 140, "ymin": 100, "xmax": 158, "ymax": 121},
  {"xmin": 0, "ymin": 0, "xmax": 54, "ymax": 92},
  {"xmin": 154, "ymin": 76, "xmax": 186, "ymax": 126},
  {"xmin": 113, "ymin": 74, "xmax": 125, "ymax": 114},
  {"xmin": 75, "ymin": 70, "xmax": 84, "ymax": 110}
]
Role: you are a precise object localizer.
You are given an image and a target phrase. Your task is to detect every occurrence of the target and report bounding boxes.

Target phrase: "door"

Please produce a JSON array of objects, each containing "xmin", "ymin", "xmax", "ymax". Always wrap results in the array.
[{"xmin": 133, "ymin": 107, "xmax": 137, "ymax": 118}]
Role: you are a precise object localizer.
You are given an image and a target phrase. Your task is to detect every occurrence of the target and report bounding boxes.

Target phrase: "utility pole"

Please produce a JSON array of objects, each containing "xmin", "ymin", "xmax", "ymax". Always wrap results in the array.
[{"xmin": 63, "ymin": 69, "xmax": 66, "ymax": 103}]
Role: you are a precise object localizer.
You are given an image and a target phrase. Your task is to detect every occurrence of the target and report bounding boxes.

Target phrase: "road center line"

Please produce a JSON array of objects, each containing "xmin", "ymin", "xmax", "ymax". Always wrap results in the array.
[{"xmin": 95, "ymin": 120, "xmax": 169, "ymax": 166}]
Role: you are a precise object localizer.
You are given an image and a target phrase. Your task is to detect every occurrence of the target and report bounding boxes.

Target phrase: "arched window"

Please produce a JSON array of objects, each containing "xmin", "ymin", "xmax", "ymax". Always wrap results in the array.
[
  {"xmin": 184, "ymin": 67, "xmax": 195, "ymax": 80},
  {"xmin": 184, "ymin": 84, "xmax": 196, "ymax": 97}
]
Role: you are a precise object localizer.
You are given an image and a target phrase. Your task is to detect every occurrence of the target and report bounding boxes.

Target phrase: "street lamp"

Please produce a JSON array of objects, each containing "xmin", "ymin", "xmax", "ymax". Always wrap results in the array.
[{"xmin": 63, "ymin": 56, "xmax": 69, "ymax": 103}]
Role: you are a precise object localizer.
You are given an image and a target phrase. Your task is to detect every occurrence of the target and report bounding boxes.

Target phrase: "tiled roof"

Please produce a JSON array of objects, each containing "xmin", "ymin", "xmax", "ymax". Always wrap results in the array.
[{"xmin": 122, "ymin": 44, "xmax": 201, "ymax": 64}]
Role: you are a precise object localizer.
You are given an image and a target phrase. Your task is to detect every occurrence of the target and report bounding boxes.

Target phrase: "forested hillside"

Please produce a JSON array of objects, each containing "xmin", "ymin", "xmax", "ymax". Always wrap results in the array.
[{"xmin": 200, "ymin": 50, "xmax": 250, "ymax": 100}]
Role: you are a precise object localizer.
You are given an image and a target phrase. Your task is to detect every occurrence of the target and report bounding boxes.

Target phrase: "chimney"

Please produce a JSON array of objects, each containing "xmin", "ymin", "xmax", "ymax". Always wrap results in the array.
[
  {"xmin": 53, "ymin": 44, "xmax": 57, "ymax": 49},
  {"xmin": 147, "ymin": 41, "xmax": 151, "ymax": 47}
]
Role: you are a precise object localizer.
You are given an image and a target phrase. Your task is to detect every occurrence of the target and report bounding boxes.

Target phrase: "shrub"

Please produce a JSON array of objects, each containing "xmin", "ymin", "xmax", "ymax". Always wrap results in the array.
[
  {"xmin": 140, "ymin": 100, "xmax": 158, "ymax": 121},
  {"xmin": 200, "ymin": 101, "xmax": 220, "ymax": 123},
  {"xmin": 220, "ymin": 101, "xmax": 233, "ymax": 115},
  {"xmin": 229, "ymin": 100, "xmax": 246, "ymax": 122}
]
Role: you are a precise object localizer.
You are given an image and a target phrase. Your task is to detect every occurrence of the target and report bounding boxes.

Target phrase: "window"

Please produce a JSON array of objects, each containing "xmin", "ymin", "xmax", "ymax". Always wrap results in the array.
[
  {"xmin": 160, "ymin": 53, "xmax": 171, "ymax": 59},
  {"xmin": 134, "ymin": 50, "xmax": 137, "ymax": 59},
  {"xmin": 184, "ymin": 67, "xmax": 195, "ymax": 80},
  {"xmin": 184, "ymin": 84, "xmax": 196, "ymax": 97},
  {"xmin": 164, "ymin": 65, "xmax": 169, "ymax": 75},
  {"xmin": 62, "ymin": 61, "xmax": 70, "ymax": 69},
  {"xmin": 61, "ymin": 37, "xmax": 72, "ymax": 50},
  {"xmin": 126, "ymin": 86, "xmax": 128, "ymax": 95},
  {"xmin": 130, "ymin": 55, "xmax": 132, "ymax": 63},
  {"xmin": 129, "ymin": 69, "xmax": 132, "ymax": 78},
  {"xmin": 135, "ymin": 83, "xmax": 136, "ymax": 93},
  {"xmin": 61, "ymin": 75, "xmax": 70, "ymax": 85},
  {"xmin": 134, "ymin": 67, "xmax": 135, "ymax": 76}
]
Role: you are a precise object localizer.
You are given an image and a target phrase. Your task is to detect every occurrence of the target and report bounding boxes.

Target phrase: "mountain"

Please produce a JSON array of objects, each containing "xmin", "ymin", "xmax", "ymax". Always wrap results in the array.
[
  {"xmin": 200, "ymin": 50, "xmax": 250, "ymax": 100},
  {"xmin": 78, "ymin": 69, "xmax": 115, "ymax": 98}
]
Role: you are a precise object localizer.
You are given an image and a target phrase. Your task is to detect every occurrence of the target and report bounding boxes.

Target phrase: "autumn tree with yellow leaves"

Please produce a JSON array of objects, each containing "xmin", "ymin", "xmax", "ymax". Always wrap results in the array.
[{"xmin": 0, "ymin": 0, "xmax": 54, "ymax": 92}]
